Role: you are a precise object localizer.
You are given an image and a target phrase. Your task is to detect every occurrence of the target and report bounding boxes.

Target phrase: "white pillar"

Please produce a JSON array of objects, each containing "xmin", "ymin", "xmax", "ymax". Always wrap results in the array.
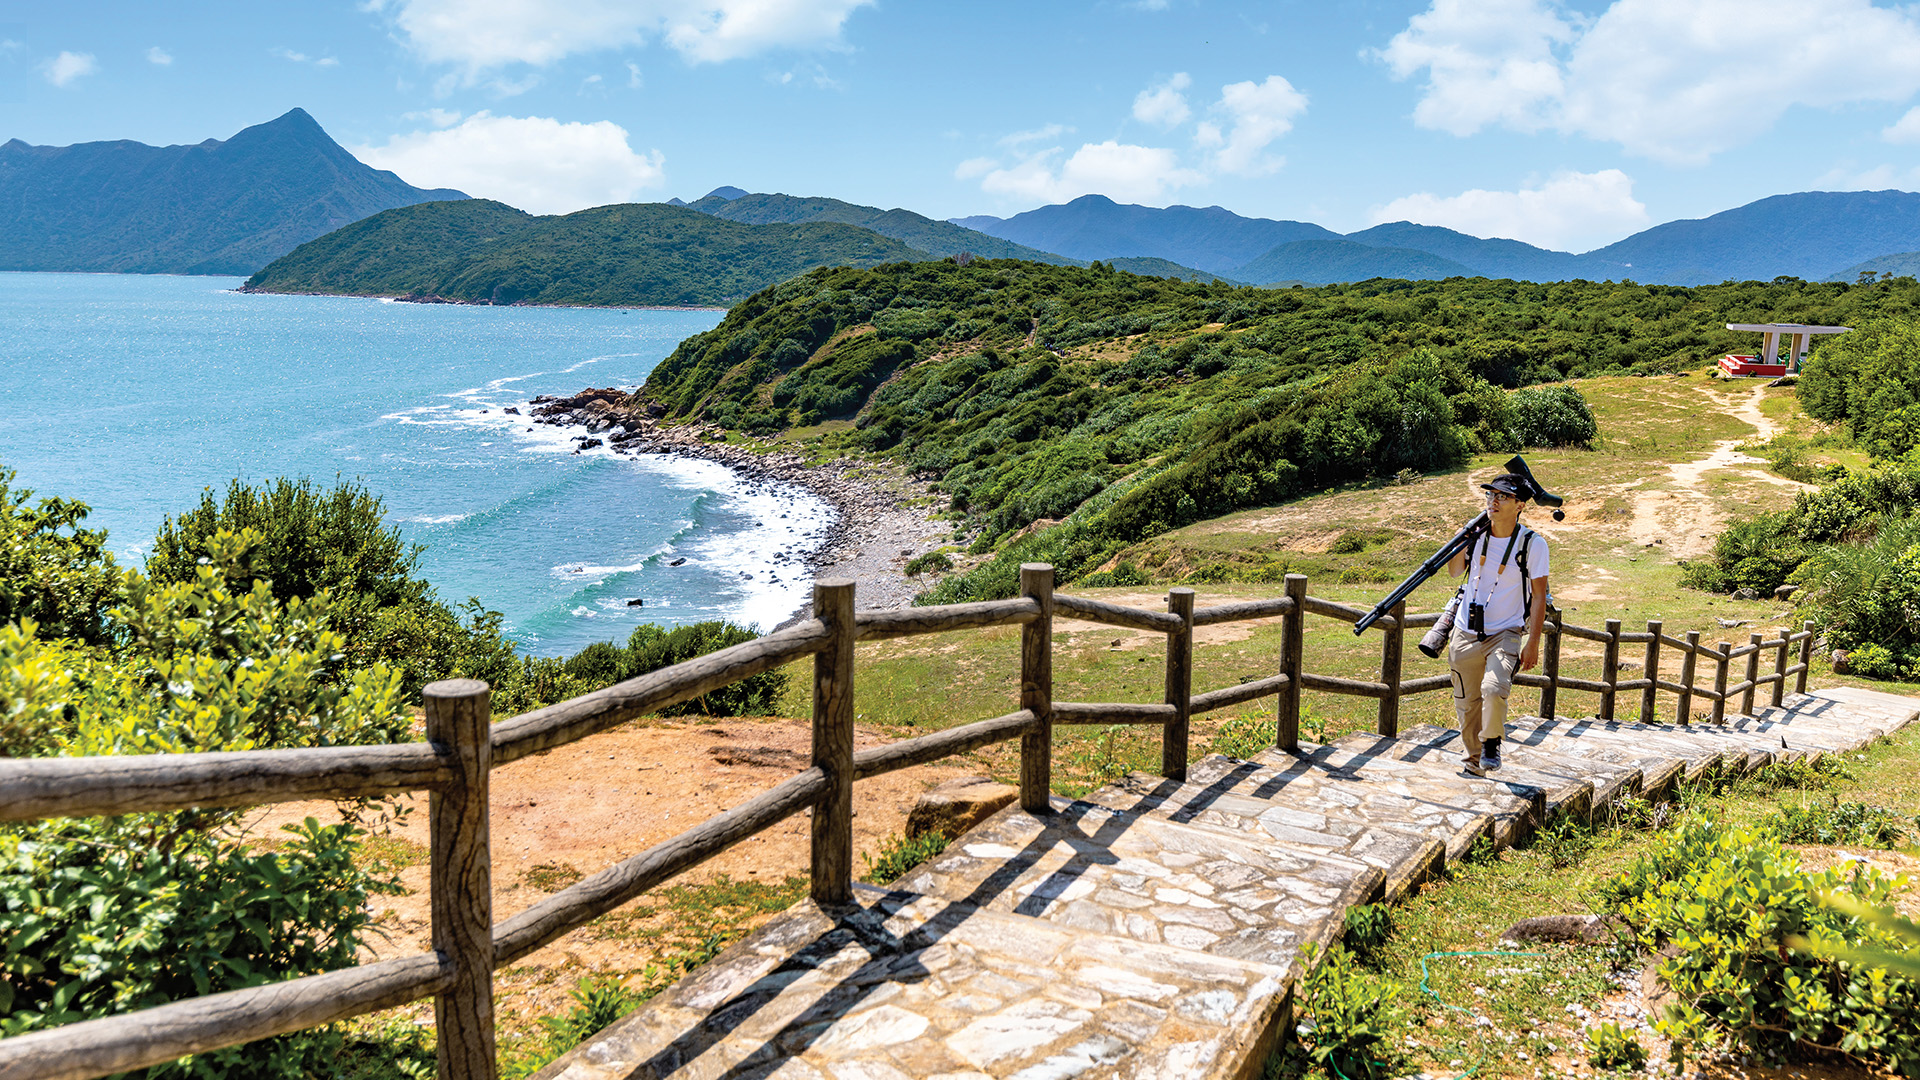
[{"xmin": 1763, "ymin": 332, "xmax": 1778, "ymax": 365}]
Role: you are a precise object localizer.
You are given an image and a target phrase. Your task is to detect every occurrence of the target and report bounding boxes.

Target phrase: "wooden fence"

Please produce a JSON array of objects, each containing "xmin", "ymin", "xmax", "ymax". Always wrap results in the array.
[{"xmin": 0, "ymin": 567, "xmax": 1816, "ymax": 1080}]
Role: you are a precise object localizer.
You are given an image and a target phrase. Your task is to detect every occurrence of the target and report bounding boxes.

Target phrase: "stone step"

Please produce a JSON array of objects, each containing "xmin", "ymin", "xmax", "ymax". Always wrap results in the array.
[
  {"xmin": 531, "ymin": 688, "xmax": 1920, "ymax": 1080},
  {"xmin": 535, "ymin": 883, "xmax": 1291, "ymax": 1080},
  {"xmin": 1495, "ymin": 721, "xmax": 1688, "ymax": 803},
  {"xmin": 1506, "ymin": 716, "xmax": 1744, "ymax": 779},
  {"xmin": 1329, "ymin": 730, "xmax": 1595, "ymax": 829},
  {"xmin": 1392, "ymin": 723, "xmax": 1644, "ymax": 812},
  {"xmin": 1093, "ymin": 770, "xmax": 1447, "ymax": 903},
  {"xmin": 1182, "ymin": 740, "xmax": 1543, "ymax": 856},
  {"xmin": 889, "ymin": 796, "xmax": 1382, "ymax": 970}
]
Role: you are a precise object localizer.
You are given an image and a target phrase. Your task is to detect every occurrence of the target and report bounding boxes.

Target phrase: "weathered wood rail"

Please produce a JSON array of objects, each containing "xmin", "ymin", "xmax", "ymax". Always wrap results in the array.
[{"xmin": 0, "ymin": 569, "xmax": 1817, "ymax": 1080}]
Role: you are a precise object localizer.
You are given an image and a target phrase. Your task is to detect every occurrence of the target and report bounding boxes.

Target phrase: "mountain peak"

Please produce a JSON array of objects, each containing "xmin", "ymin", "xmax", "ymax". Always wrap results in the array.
[{"xmin": 704, "ymin": 185, "xmax": 749, "ymax": 201}]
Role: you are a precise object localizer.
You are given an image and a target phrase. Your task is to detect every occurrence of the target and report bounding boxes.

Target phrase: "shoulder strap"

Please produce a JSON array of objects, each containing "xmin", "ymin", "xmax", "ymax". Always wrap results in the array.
[{"xmin": 1516, "ymin": 527, "xmax": 1533, "ymax": 619}]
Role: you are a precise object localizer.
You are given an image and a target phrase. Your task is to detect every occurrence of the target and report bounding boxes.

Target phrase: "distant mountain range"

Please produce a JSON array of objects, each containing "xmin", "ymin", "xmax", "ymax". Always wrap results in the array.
[
  {"xmin": 0, "ymin": 108, "xmax": 465, "ymax": 276},
  {"xmin": 675, "ymin": 188, "xmax": 1236, "ymax": 282},
  {"xmin": 956, "ymin": 190, "xmax": 1920, "ymax": 286},
  {"xmin": 19, "ymin": 106, "xmax": 1920, "ymax": 293}
]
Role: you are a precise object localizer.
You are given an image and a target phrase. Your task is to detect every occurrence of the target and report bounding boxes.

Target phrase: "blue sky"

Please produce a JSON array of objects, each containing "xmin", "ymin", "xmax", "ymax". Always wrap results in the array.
[{"xmin": 9, "ymin": 0, "xmax": 1920, "ymax": 253}]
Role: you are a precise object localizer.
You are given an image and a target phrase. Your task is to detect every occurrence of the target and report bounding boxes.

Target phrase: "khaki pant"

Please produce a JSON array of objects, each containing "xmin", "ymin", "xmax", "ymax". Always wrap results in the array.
[{"xmin": 1450, "ymin": 630, "xmax": 1521, "ymax": 756}]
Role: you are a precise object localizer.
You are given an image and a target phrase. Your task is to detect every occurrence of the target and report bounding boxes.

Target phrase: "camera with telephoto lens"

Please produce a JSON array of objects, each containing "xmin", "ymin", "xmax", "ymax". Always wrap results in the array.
[{"xmin": 1418, "ymin": 590, "xmax": 1461, "ymax": 658}]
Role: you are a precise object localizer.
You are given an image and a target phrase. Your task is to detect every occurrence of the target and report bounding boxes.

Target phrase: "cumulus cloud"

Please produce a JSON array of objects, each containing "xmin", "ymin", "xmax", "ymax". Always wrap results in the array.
[
  {"xmin": 374, "ymin": 0, "xmax": 871, "ymax": 72},
  {"xmin": 147, "ymin": 46, "xmax": 173, "ymax": 66},
  {"xmin": 972, "ymin": 142, "xmax": 1205, "ymax": 205},
  {"xmin": 962, "ymin": 71, "xmax": 1304, "ymax": 206},
  {"xmin": 1370, "ymin": 169, "xmax": 1649, "ymax": 251},
  {"xmin": 1376, "ymin": 0, "xmax": 1920, "ymax": 164},
  {"xmin": 1884, "ymin": 107, "xmax": 1920, "ymax": 145},
  {"xmin": 1200, "ymin": 75, "xmax": 1307, "ymax": 176},
  {"xmin": 353, "ymin": 112, "xmax": 665, "ymax": 214},
  {"xmin": 41, "ymin": 51, "xmax": 97, "ymax": 87},
  {"xmin": 1133, "ymin": 72, "xmax": 1191, "ymax": 127}
]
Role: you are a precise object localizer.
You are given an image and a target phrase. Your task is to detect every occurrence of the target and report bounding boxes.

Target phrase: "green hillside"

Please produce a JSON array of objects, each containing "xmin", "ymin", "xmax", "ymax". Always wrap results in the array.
[
  {"xmin": 244, "ymin": 200, "xmax": 929, "ymax": 307},
  {"xmin": 636, "ymin": 261, "xmax": 1920, "ymax": 597}
]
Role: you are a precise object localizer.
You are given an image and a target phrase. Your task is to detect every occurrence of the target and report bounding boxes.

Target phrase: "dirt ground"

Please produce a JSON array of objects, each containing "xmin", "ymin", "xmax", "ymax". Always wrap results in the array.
[{"xmin": 244, "ymin": 716, "xmax": 977, "ymax": 1033}]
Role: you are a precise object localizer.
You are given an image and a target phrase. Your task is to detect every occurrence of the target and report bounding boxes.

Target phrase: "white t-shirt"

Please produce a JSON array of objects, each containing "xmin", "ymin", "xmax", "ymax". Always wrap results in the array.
[{"xmin": 1463, "ymin": 527, "xmax": 1549, "ymax": 634}]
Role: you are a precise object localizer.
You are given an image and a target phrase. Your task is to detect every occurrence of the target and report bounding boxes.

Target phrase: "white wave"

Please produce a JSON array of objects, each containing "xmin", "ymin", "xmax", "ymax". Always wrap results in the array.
[{"xmin": 403, "ymin": 513, "xmax": 470, "ymax": 524}]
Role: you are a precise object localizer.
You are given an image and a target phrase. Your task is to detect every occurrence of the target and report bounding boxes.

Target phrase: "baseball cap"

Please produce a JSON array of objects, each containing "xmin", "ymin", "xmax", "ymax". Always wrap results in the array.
[{"xmin": 1480, "ymin": 473, "xmax": 1533, "ymax": 500}]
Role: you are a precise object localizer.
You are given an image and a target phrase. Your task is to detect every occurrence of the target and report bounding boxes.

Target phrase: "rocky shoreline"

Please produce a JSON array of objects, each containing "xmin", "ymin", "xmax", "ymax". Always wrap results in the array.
[{"xmin": 526, "ymin": 387, "xmax": 955, "ymax": 620}]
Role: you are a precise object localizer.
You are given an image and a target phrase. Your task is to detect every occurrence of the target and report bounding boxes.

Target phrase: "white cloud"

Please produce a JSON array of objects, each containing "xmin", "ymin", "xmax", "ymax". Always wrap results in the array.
[
  {"xmin": 1204, "ymin": 75, "xmax": 1307, "ymax": 176},
  {"xmin": 146, "ymin": 46, "xmax": 173, "ymax": 66},
  {"xmin": 378, "ymin": 0, "xmax": 871, "ymax": 72},
  {"xmin": 977, "ymin": 141, "xmax": 1204, "ymax": 205},
  {"xmin": 1376, "ymin": 0, "xmax": 1920, "ymax": 164},
  {"xmin": 40, "ymin": 51, "xmax": 97, "ymax": 87},
  {"xmin": 1885, "ymin": 107, "xmax": 1920, "ymax": 145},
  {"xmin": 274, "ymin": 48, "xmax": 340, "ymax": 67},
  {"xmin": 1133, "ymin": 72, "xmax": 1191, "ymax": 127},
  {"xmin": 1371, "ymin": 169, "xmax": 1649, "ymax": 252},
  {"xmin": 963, "ymin": 72, "xmax": 1306, "ymax": 206},
  {"xmin": 626, "ymin": 61, "xmax": 644, "ymax": 88},
  {"xmin": 353, "ymin": 111, "xmax": 665, "ymax": 214}
]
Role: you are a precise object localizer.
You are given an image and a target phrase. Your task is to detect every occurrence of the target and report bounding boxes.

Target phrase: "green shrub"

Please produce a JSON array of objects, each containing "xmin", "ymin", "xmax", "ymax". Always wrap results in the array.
[
  {"xmin": 1769, "ymin": 797, "xmax": 1917, "ymax": 849},
  {"xmin": 1508, "ymin": 383, "xmax": 1598, "ymax": 448},
  {"xmin": 0, "ymin": 465, "xmax": 122, "ymax": 646},
  {"xmin": 1799, "ymin": 317, "xmax": 1920, "ymax": 458},
  {"xmin": 557, "ymin": 620, "xmax": 789, "ymax": 716},
  {"xmin": 1208, "ymin": 714, "xmax": 1276, "ymax": 760},
  {"xmin": 1798, "ymin": 513, "xmax": 1920, "ymax": 657},
  {"xmin": 1340, "ymin": 904, "xmax": 1395, "ymax": 965},
  {"xmin": 1297, "ymin": 945, "xmax": 1410, "ymax": 1080},
  {"xmin": 1598, "ymin": 817, "xmax": 1920, "ymax": 1073},
  {"xmin": 860, "ymin": 831, "xmax": 950, "ymax": 884},
  {"xmin": 1075, "ymin": 560, "xmax": 1149, "ymax": 588},
  {"xmin": 904, "ymin": 551, "xmax": 954, "ymax": 576},
  {"xmin": 502, "ymin": 977, "xmax": 644, "ymax": 1079},
  {"xmin": 1583, "ymin": 1020, "xmax": 1647, "ymax": 1071}
]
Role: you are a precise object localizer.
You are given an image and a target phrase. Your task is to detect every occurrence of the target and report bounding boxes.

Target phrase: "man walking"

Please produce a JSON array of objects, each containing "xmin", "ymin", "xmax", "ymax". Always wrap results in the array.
[{"xmin": 1445, "ymin": 473, "xmax": 1550, "ymax": 774}]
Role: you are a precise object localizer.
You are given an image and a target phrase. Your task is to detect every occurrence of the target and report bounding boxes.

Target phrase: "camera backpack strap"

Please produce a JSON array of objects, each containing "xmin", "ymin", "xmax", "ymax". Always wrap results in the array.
[{"xmin": 1515, "ymin": 526, "xmax": 1534, "ymax": 621}]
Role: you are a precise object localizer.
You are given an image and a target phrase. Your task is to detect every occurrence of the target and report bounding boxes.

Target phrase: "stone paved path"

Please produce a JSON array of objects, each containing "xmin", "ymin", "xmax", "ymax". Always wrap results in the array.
[{"xmin": 535, "ymin": 688, "xmax": 1919, "ymax": 1080}]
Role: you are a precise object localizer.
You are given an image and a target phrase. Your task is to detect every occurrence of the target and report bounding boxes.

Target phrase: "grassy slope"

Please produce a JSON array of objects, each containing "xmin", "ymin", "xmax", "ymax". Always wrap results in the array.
[{"xmin": 770, "ymin": 371, "xmax": 1907, "ymax": 793}]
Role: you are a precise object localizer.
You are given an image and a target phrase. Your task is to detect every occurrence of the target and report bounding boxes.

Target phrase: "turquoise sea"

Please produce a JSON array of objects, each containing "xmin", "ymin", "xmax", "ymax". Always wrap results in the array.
[{"xmin": 0, "ymin": 272, "xmax": 834, "ymax": 656}]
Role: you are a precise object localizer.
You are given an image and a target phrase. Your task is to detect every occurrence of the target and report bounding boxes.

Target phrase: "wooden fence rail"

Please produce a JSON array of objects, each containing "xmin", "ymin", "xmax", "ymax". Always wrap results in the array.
[{"xmin": 0, "ymin": 568, "xmax": 1820, "ymax": 1080}]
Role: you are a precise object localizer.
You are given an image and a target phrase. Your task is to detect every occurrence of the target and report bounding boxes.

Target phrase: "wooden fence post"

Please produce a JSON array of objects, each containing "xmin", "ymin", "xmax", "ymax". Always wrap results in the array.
[
  {"xmin": 1771, "ymin": 628, "xmax": 1790, "ymax": 709},
  {"xmin": 1278, "ymin": 574, "xmax": 1306, "ymax": 752},
  {"xmin": 1600, "ymin": 619, "xmax": 1621, "ymax": 722},
  {"xmin": 1641, "ymin": 620, "xmax": 1662, "ymax": 723},
  {"xmin": 811, "ymin": 579, "xmax": 856, "ymax": 905},
  {"xmin": 1711, "ymin": 641, "xmax": 1730, "ymax": 725},
  {"xmin": 1741, "ymin": 632, "xmax": 1762, "ymax": 716},
  {"xmin": 1378, "ymin": 600, "xmax": 1405, "ymax": 737},
  {"xmin": 1540, "ymin": 604, "xmax": 1562, "ymax": 720},
  {"xmin": 1020, "ymin": 564, "xmax": 1054, "ymax": 813},
  {"xmin": 1796, "ymin": 620, "xmax": 1815, "ymax": 696},
  {"xmin": 425, "ymin": 678, "xmax": 496, "ymax": 1080},
  {"xmin": 1163, "ymin": 587, "xmax": 1195, "ymax": 781},
  {"xmin": 1677, "ymin": 631, "xmax": 1699, "ymax": 725}
]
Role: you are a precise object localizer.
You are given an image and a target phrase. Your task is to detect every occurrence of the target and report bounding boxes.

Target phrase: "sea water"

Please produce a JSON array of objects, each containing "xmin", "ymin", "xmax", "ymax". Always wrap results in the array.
[{"xmin": 0, "ymin": 271, "xmax": 833, "ymax": 656}]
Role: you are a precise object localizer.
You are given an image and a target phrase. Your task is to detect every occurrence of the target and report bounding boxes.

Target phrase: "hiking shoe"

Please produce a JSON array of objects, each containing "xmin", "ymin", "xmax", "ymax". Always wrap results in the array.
[
  {"xmin": 1481, "ymin": 751, "xmax": 1503, "ymax": 771},
  {"xmin": 1463, "ymin": 756, "xmax": 1487, "ymax": 776}
]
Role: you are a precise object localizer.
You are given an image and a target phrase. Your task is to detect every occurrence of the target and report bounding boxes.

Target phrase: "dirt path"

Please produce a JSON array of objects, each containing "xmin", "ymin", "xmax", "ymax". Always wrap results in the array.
[{"xmin": 1618, "ymin": 383, "xmax": 1809, "ymax": 560}]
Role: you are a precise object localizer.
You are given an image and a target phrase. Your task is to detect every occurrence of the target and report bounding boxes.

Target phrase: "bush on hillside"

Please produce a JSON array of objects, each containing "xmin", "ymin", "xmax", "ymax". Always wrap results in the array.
[
  {"xmin": 146, "ymin": 476, "xmax": 514, "ymax": 696},
  {"xmin": 0, "ymin": 466, "xmax": 121, "ymax": 646},
  {"xmin": 0, "ymin": 529, "xmax": 414, "ymax": 1076},
  {"xmin": 1800, "ymin": 317, "xmax": 1920, "ymax": 458},
  {"xmin": 1796, "ymin": 513, "xmax": 1920, "ymax": 669},
  {"xmin": 560, "ymin": 620, "xmax": 788, "ymax": 715},
  {"xmin": 1508, "ymin": 383, "xmax": 1598, "ymax": 448}
]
